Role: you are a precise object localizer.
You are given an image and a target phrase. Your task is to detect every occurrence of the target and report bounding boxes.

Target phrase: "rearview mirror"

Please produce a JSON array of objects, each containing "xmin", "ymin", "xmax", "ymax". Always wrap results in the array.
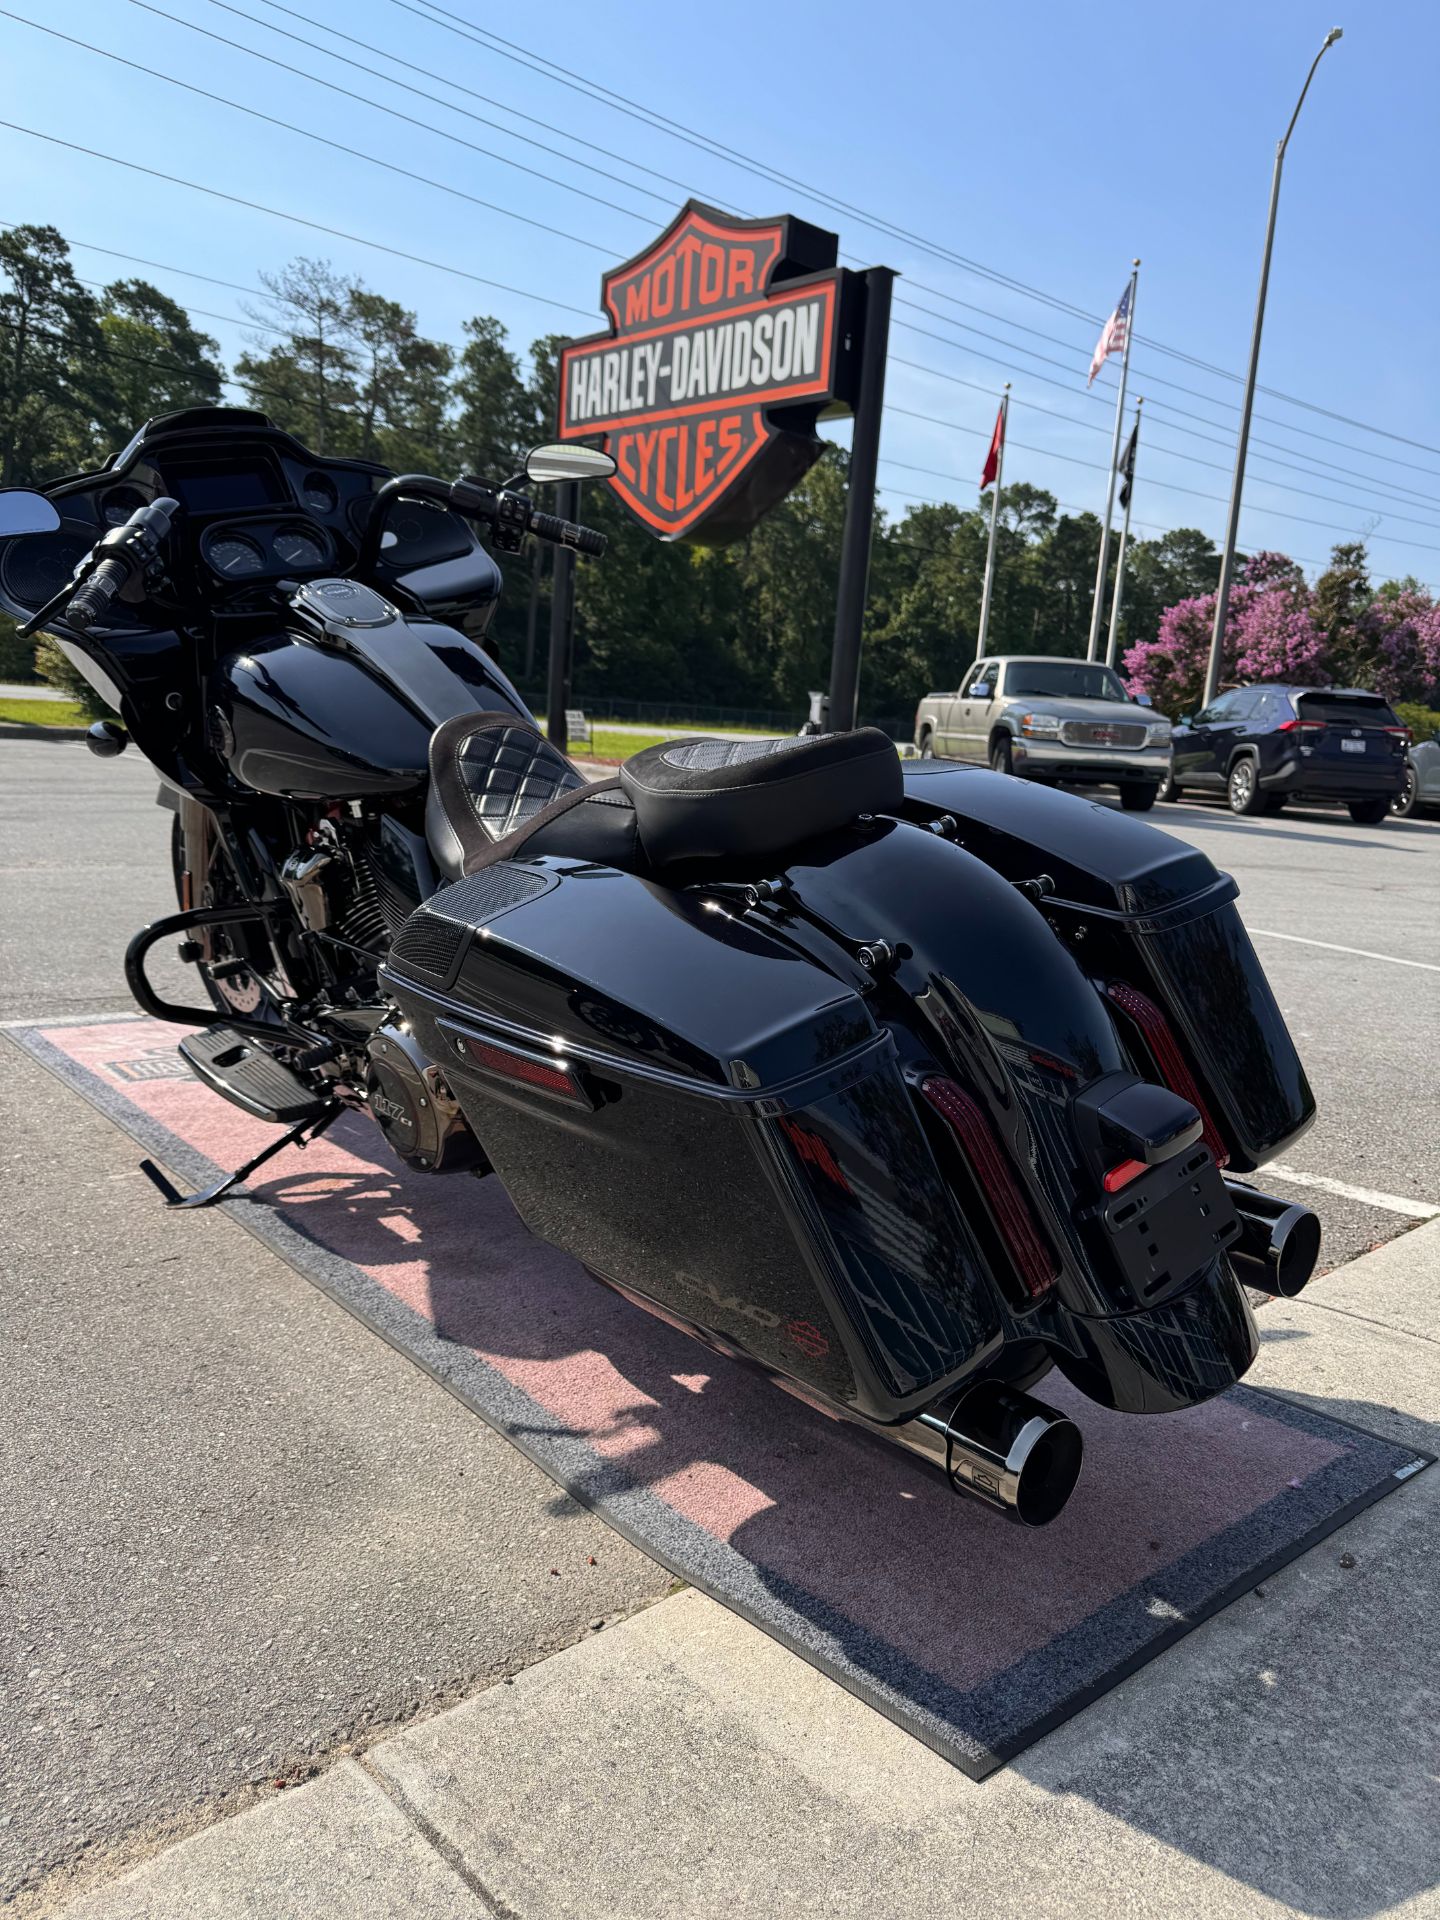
[
  {"xmin": 0, "ymin": 489, "xmax": 60, "ymax": 536},
  {"xmin": 1135, "ymin": 691, "xmax": 1153, "ymax": 707},
  {"xmin": 525, "ymin": 444, "xmax": 617, "ymax": 485},
  {"xmin": 967, "ymin": 681, "xmax": 992, "ymax": 699}
]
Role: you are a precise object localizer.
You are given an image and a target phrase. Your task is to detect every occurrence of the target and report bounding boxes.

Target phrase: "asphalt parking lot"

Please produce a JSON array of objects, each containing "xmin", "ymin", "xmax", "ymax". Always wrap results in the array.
[{"xmin": 1, "ymin": 731, "xmax": 1436, "ymax": 1912}]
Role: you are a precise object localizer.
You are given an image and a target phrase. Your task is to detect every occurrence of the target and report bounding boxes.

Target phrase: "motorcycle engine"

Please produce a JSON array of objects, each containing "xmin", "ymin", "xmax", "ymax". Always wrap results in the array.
[{"xmin": 364, "ymin": 1022, "xmax": 486, "ymax": 1174}]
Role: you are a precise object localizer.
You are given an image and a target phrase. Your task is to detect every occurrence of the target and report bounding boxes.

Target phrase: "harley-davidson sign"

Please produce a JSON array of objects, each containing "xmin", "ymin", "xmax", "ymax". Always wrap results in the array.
[{"xmin": 557, "ymin": 201, "xmax": 857, "ymax": 543}]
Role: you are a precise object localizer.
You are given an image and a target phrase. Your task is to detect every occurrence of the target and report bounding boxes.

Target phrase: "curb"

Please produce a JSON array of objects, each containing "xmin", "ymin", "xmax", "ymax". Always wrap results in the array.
[{"xmin": 0, "ymin": 720, "xmax": 90, "ymax": 741}]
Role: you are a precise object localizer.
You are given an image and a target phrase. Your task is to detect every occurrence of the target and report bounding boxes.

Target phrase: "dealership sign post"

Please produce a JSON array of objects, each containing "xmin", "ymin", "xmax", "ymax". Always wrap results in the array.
[{"xmin": 553, "ymin": 201, "xmax": 892, "ymax": 735}]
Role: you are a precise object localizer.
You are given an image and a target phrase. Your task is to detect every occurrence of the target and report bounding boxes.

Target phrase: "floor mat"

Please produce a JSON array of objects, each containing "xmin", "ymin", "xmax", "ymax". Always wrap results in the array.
[{"xmin": 11, "ymin": 1014, "xmax": 1430, "ymax": 1780}]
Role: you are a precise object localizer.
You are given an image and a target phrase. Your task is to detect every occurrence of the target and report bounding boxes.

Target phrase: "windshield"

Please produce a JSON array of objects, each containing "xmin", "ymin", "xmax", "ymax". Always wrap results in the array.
[{"xmin": 1004, "ymin": 662, "xmax": 1131, "ymax": 703}]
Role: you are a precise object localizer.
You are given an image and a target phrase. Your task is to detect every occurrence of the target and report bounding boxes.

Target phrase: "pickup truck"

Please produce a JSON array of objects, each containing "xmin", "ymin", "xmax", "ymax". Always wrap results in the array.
[{"xmin": 913, "ymin": 654, "xmax": 1173, "ymax": 810}]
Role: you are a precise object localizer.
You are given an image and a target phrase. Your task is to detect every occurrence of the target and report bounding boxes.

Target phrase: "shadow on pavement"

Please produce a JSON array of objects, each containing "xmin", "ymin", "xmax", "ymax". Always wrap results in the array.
[{"xmin": 1012, "ymin": 1359, "xmax": 1439, "ymax": 1920}]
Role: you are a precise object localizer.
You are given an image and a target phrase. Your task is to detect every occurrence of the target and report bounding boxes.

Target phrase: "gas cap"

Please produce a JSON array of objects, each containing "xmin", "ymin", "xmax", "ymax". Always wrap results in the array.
[{"xmin": 291, "ymin": 577, "xmax": 397, "ymax": 640}]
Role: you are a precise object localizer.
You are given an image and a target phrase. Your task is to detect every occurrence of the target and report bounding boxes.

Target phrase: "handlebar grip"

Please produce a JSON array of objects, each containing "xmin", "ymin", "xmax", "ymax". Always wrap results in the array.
[
  {"xmin": 530, "ymin": 511, "xmax": 606, "ymax": 557},
  {"xmin": 66, "ymin": 556, "xmax": 129, "ymax": 633}
]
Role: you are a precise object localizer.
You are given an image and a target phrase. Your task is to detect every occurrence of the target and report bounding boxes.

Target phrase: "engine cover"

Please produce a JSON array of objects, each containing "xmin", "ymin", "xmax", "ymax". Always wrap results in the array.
[{"xmin": 364, "ymin": 1022, "xmax": 485, "ymax": 1174}]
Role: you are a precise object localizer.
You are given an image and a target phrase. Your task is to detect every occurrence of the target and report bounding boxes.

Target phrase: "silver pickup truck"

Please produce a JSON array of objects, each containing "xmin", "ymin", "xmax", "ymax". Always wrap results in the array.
[{"xmin": 913, "ymin": 654, "xmax": 1173, "ymax": 810}]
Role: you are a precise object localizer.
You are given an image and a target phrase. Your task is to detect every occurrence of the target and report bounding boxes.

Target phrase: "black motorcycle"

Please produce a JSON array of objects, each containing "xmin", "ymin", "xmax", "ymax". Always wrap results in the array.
[{"xmin": 0, "ymin": 405, "xmax": 1323, "ymax": 1526}]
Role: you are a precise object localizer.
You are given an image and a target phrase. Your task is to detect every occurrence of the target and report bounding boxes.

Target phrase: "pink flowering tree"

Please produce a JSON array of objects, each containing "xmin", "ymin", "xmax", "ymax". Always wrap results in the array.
[
  {"xmin": 1122, "ymin": 553, "xmax": 1317, "ymax": 715},
  {"xmin": 1358, "ymin": 590, "xmax": 1440, "ymax": 705}
]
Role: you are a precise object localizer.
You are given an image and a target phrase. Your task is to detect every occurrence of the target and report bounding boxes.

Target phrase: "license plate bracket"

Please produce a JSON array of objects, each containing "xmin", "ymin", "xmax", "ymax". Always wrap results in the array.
[
  {"xmin": 1341, "ymin": 737, "xmax": 1367, "ymax": 753},
  {"xmin": 1090, "ymin": 1146, "xmax": 1240, "ymax": 1309}
]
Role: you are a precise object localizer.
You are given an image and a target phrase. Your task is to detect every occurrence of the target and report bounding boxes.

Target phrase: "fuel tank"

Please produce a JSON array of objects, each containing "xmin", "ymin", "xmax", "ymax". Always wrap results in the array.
[{"xmin": 211, "ymin": 615, "xmax": 531, "ymax": 800}]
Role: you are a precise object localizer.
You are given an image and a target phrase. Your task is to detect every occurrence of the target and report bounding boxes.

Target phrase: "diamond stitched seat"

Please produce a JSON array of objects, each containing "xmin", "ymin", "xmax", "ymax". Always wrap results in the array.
[{"xmin": 426, "ymin": 711, "xmax": 641, "ymax": 880}]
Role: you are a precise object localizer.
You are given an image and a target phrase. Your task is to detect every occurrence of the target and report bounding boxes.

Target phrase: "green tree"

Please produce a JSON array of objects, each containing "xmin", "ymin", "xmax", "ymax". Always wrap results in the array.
[
  {"xmin": 1311, "ymin": 540, "xmax": 1372, "ymax": 684},
  {"xmin": 0, "ymin": 224, "xmax": 102, "ymax": 483},
  {"xmin": 235, "ymin": 258, "xmax": 356, "ymax": 454},
  {"xmin": 93, "ymin": 279, "xmax": 223, "ymax": 452},
  {"xmin": 452, "ymin": 316, "xmax": 530, "ymax": 482}
]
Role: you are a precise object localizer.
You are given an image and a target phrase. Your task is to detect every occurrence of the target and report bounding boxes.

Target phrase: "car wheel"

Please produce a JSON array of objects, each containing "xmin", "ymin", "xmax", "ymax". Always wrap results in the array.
[
  {"xmin": 1348, "ymin": 798, "xmax": 1390, "ymax": 826},
  {"xmin": 1120, "ymin": 784, "xmax": 1158, "ymax": 811},
  {"xmin": 1156, "ymin": 766, "xmax": 1182, "ymax": 804},
  {"xmin": 1227, "ymin": 756, "xmax": 1267, "ymax": 815},
  {"xmin": 989, "ymin": 735, "xmax": 1014, "ymax": 776},
  {"xmin": 918, "ymin": 730, "xmax": 935, "ymax": 759},
  {"xmin": 1392, "ymin": 764, "xmax": 1416, "ymax": 817}
]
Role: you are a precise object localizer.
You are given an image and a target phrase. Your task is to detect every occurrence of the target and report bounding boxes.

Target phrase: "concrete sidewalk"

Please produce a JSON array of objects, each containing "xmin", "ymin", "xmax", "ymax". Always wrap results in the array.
[{"xmin": 52, "ymin": 1219, "xmax": 1440, "ymax": 1920}]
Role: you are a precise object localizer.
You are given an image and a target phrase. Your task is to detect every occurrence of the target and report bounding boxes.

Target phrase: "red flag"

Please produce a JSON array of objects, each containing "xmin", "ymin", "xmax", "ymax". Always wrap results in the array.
[{"xmin": 980, "ymin": 402, "xmax": 1005, "ymax": 490}]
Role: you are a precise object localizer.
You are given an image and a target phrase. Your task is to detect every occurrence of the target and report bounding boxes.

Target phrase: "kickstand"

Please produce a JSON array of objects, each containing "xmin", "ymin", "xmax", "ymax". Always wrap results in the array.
[{"xmin": 140, "ymin": 1103, "xmax": 343, "ymax": 1209}]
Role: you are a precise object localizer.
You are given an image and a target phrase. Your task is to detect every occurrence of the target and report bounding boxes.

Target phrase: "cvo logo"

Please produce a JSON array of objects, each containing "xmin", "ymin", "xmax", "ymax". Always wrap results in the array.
[{"xmin": 557, "ymin": 201, "xmax": 854, "ymax": 543}]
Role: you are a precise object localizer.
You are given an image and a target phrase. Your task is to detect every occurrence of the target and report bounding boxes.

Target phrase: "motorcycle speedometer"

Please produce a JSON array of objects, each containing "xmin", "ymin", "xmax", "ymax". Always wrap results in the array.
[{"xmin": 206, "ymin": 533, "xmax": 265, "ymax": 578}]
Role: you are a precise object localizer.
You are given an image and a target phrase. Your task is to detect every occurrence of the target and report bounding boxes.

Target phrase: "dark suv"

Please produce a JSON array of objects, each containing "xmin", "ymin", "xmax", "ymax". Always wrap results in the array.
[{"xmin": 1162, "ymin": 684, "xmax": 1409, "ymax": 823}]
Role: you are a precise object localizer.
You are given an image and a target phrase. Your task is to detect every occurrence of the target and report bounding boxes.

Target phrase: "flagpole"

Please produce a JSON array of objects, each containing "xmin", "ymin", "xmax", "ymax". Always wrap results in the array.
[
  {"xmin": 1104, "ymin": 396, "xmax": 1144, "ymax": 668},
  {"xmin": 976, "ymin": 384, "xmax": 1009, "ymax": 656},
  {"xmin": 1085, "ymin": 259, "xmax": 1140, "ymax": 661}
]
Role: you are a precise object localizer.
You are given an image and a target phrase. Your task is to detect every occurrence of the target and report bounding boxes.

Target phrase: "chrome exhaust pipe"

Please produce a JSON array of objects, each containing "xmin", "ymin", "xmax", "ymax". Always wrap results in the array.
[
  {"xmin": 1223, "ymin": 1182, "xmax": 1322, "ymax": 1298},
  {"xmin": 892, "ymin": 1380, "xmax": 1084, "ymax": 1527}
]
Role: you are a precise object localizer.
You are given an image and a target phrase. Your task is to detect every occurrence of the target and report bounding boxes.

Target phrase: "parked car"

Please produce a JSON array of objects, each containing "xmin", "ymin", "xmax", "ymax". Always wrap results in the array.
[
  {"xmin": 1160, "ymin": 684, "xmax": 1409, "ymax": 823},
  {"xmin": 913, "ymin": 655, "xmax": 1172, "ymax": 809},
  {"xmin": 1394, "ymin": 735, "xmax": 1440, "ymax": 817}
]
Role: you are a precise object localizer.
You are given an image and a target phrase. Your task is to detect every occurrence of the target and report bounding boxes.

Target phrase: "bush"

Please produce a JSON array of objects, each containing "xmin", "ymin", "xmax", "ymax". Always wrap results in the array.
[
  {"xmin": 35, "ymin": 636, "xmax": 116, "ymax": 719},
  {"xmin": 0, "ymin": 612, "xmax": 38, "ymax": 682},
  {"xmin": 1395, "ymin": 701, "xmax": 1440, "ymax": 744}
]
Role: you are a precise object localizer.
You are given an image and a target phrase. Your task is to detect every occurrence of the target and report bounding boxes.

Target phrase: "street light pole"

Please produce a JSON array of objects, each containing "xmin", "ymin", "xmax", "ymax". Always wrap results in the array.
[{"xmin": 1202, "ymin": 27, "xmax": 1343, "ymax": 709}]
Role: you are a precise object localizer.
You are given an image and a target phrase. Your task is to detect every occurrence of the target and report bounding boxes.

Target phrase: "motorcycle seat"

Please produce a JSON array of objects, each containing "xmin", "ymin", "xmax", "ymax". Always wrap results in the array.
[
  {"xmin": 618, "ymin": 729, "xmax": 902, "ymax": 867},
  {"xmin": 425, "ymin": 711, "xmax": 643, "ymax": 881},
  {"xmin": 425, "ymin": 712, "xmax": 902, "ymax": 881}
]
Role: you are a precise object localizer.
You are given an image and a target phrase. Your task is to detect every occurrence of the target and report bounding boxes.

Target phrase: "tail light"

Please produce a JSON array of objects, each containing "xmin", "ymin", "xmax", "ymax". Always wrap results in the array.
[
  {"xmin": 919, "ymin": 1077, "xmax": 1058, "ymax": 1300},
  {"xmin": 1105, "ymin": 981, "xmax": 1229, "ymax": 1168},
  {"xmin": 1276, "ymin": 719, "xmax": 1325, "ymax": 733},
  {"xmin": 1384, "ymin": 726, "xmax": 1412, "ymax": 744}
]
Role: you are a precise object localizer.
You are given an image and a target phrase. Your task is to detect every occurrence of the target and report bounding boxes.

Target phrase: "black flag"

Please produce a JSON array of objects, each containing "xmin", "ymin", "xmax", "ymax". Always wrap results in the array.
[{"xmin": 1117, "ymin": 420, "xmax": 1140, "ymax": 509}]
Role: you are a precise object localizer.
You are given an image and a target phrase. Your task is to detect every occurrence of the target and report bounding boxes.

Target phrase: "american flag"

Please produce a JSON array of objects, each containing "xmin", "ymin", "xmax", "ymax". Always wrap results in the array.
[{"xmin": 1088, "ymin": 281, "xmax": 1132, "ymax": 386}]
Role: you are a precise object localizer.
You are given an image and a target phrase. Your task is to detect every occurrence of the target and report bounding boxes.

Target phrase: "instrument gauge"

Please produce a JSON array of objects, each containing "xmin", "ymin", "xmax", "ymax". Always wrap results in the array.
[
  {"xmin": 302, "ymin": 473, "xmax": 337, "ymax": 513},
  {"xmin": 101, "ymin": 484, "xmax": 147, "ymax": 527},
  {"xmin": 205, "ymin": 532, "xmax": 265, "ymax": 578},
  {"xmin": 272, "ymin": 528, "xmax": 327, "ymax": 570}
]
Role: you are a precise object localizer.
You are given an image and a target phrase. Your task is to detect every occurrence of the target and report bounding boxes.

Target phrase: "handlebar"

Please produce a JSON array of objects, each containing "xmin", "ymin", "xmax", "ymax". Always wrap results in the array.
[
  {"xmin": 21, "ymin": 496, "xmax": 178, "ymax": 637},
  {"xmin": 65, "ymin": 556, "xmax": 131, "ymax": 634},
  {"xmin": 358, "ymin": 472, "xmax": 606, "ymax": 574}
]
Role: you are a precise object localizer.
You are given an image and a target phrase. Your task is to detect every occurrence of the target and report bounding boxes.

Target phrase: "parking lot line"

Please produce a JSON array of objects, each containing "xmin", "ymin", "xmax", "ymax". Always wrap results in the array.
[
  {"xmin": 1249, "ymin": 929, "xmax": 1440, "ymax": 973},
  {"xmin": 1263, "ymin": 1162, "xmax": 1440, "ymax": 1220}
]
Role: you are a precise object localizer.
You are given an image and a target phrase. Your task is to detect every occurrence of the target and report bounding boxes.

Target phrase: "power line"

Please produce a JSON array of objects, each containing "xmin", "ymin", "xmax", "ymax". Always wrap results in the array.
[
  {"xmin": 0, "ymin": 122, "xmax": 595, "ymax": 319},
  {"xmin": 884, "ymin": 400, "xmax": 1440, "ymax": 533},
  {"xmin": 188, "ymin": 0, "xmax": 677, "ymax": 211},
  {"xmin": 897, "ymin": 292, "xmax": 1440, "ymax": 486},
  {"xmin": 125, "ymin": 0, "xmax": 662, "ymax": 227},
  {"xmin": 392, "ymin": 0, "xmax": 1440, "ymax": 462},
  {"xmin": 249, "ymin": 0, "xmax": 707, "ymax": 204},
  {"xmin": 0, "ymin": 14, "xmax": 624, "ymax": 259},
  {"xmin": 876, "ymin": 455, "xmax": 1440, "ymax": 557},
  {"xmin": 7, "ymin": 23, "xmax": 1437, "ymax": 552},
  {"xmin": 112, "ymin": 0, "xmax": 1440, "ymax": 504}
]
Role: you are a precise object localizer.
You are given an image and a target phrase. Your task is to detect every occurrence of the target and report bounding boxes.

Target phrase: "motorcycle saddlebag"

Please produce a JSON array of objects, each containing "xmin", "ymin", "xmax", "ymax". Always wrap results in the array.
[
  {"xmin": 382, "ymin": 857, "xmax": 1006, "ymax": 1424},
  {"xmin": 900, "ymin": 764, "xmax": 1315, "ymax": 1172}
]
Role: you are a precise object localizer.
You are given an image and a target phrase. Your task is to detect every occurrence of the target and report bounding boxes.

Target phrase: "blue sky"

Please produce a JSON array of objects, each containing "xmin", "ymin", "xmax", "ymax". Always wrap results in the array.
[{"xmin": 4, "ymin": 0, "xmax": 1437, "ymax": 587}]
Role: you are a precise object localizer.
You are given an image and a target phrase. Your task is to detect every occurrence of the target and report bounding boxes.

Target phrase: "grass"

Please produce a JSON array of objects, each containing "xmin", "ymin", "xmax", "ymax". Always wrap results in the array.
[{"xmin": 0, "ymin": 694, "xmax": 88, "ymax": 728}]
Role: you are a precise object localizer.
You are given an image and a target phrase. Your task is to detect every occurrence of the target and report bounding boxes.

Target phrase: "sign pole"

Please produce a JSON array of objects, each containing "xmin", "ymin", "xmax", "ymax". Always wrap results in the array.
[
  {"xmin": 827, "ymin": 266, "xmax": 895, "ymax": 733},
  {"xmin": 1085, "ymin": 260, "xmax": 1139, "ymax": 661},
  {"xmin": 1104, "ymin": 396, "xmax": 1143, "ymax": 669},
  {"xmin": 546, "ymin": 478, "xmax": 580, "ymax": 755},
  {"xmin": 976, "ymin": 384, "xmax": 1010, "ymax": 657}
]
